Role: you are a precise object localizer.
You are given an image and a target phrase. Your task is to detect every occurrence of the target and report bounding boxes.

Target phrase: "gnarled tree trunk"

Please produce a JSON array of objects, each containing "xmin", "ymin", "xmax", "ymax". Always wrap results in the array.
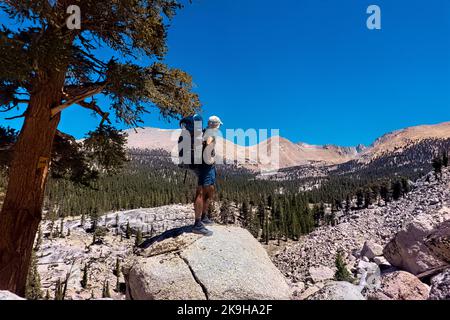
[{"xmin": 0, "ymin": 74, "xmax": 64, "ymax": 296}]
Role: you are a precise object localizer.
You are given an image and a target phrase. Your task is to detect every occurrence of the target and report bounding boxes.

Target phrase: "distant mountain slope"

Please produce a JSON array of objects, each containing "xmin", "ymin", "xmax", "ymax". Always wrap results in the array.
[
  {"xmin": 125, "ymin": 128, "xmax": 179, "ymax": 152},
  {"xmin": 125, "ymin": 128, "xmax": 362, "ymax": 170},
  {"xmin": 357, "ymin": 121, "xmax": 450, "ymax": 163},
  {"xmin": 125, "ymin": 121, "xmax": 450, "ymax": 173}
]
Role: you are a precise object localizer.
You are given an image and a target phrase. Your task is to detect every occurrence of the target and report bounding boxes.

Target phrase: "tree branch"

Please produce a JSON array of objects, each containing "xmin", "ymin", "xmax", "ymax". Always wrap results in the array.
[
  {"xmin": 50, "ymin": 82, "xmax": 106, "ymax": 117},
  {"xmin": 4, "ymin": 112, "xmax": 26, "ymax": 120},
  {"xmin": 77, "ymin": 100, "xmax": 111, "ymax": 126},
  {"xmin": 0, "ymin": 100, "xmax": 29, "ymax": 113}
]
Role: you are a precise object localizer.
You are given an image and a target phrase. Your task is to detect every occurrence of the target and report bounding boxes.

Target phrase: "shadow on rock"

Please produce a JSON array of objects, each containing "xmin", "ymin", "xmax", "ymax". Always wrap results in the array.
[{"xmin": 138, "ymin": 225, "xmax": 195, "ymax": 250}]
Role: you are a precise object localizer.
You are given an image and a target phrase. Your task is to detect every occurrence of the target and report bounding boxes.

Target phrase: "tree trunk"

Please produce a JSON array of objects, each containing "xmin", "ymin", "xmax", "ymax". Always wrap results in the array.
[{"xmin": 0, "ymin": 76, "xmax": 64, "ymax": 296}]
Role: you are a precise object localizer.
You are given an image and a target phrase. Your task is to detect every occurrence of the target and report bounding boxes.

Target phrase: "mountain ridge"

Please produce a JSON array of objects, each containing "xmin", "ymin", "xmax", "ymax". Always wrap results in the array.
[{"xmin": 124, "ymin": 121, "xmax": 450, "ymax": 170}]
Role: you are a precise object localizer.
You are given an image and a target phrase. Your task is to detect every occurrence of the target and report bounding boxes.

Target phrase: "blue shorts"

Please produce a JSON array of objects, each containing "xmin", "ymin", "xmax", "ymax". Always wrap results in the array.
[{"xmin": 194, "ymin": 165, "xmax": 216, "ymax": 187}]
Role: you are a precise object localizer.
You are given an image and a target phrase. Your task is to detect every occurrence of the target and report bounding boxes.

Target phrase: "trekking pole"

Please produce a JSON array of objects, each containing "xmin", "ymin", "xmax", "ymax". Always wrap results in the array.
[{"xmin": 183, "ymin": 169, "xmax": 188, "ymax": 184}]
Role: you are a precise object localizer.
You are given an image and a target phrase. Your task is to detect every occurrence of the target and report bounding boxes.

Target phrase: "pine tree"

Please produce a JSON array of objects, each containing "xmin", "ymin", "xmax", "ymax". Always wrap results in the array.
[
  {"xmin": 135, "ymin": 228, "xmax": 143, "ymax": 247},
  {"xmin": 264, "ymin": 209, "xmax": 270, "ymax": 245},
  {"xmin": 90, "ymin": 208, "xmax": 99, "ymax": 232},
  {"xmin": 240, "ymin": 201, "xmax": 250, "ymax": 227},
  {"xmin": 345, "ymin": 195, "xmax": 351, "ymax": 212},
  {"xmin": 115, "ymin": 214, "xmax": 120, "ymax": 227},
  {"xmin": 81, "ymin": 264, "xmax": 89, "ymax": 289},
  {"xmin": 443, "ymin": 150, "xmax": 449, "ymax": 167},
  {"xmin": 392, "ymin": 181, "xmax": 402, "ymax": 201},
  {"xmin": 380, "ymin": 184, "xmax": 390, "ymax": 205},
  {"xmin": 54, "ymin": 278, "xmax": 63, "ymax": 301},
  {"xmin": 52, "ymin": 225, "xmax": 60, "ymax": 239},
  {"xmin": 219, "ymin": 200, "xmax": 230, "ymax": 225},
  {"xmin": 364, "ymin": 190, "xmax": 372, "ymax": 209},
  {"xmin": 432, "ymin": 156, "xmax": 443, "ymax": 179},
  {"xmin": 48, "ymin": 219, "xmax": 54, "ymax": 240},
  {"xmin": 115, "ymin": 258, "xmax": 121, "ymax": 292},
  {"xmin": 356, "ymin": 190, "xmax": 364, "ymax": 209},
  {"xmin": 25, "ymin": 251, "xmax": 42, "ymax": 300},
  {"xmin": 248, "ymin": 211, "xmax": 261, "ymax": 239},
  {"xmin": 125, "ymin": 221, "xmax": 132, "ymax": 239},
  {"xmin": 312, "ymin": 204, "xmax": 325, "ymax": 227},
  {"xmin": 59, "ymin": 219, "xmax": 65, "ymax": 238},
  {"xmin": 372, "ymin": 184, "xmax": 380, "ymax": 206},
  {"xmin": 114, "ymin": 258, "xmax": 121, "ymax": 277},
  {"xmin": 116, "ymin": 275, "xmax": 121, "ymax": 293},
  {"xmin": 34, "ymin": 226, "xmax": 43, "ymax": 251},
  {"xmin": 401, "ymin": 178, "xmax": 410, "ymax": 195},
  {"xmin": 81, "ymin": 213, "xmax": 86, "ymax": 228},
  {"xmin": 334, "ymin": 251, "xmax": 354, "ymax": 283},
  {"xmin": 102, "ymin": 280, "xmax": 111, "ymax": 298}
]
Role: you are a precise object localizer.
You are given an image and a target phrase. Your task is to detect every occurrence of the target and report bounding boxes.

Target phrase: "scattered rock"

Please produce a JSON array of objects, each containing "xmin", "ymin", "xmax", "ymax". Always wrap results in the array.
[
  {"xmin": 357, "ymin": 260, "xmax": 381, "ymax": 290},
  {"xmin": 361, "ymin": 240, "xmax": 384, "ymax": 260},
  {"xmin": 125, "ymin": 226, "xmax": 291, "ymax": 300},
  {"xmin": 306, "ymin": 281, "xmax": 365, "ymax": 300},
  {"xmin": 308, "ymin": 266, "xmax": 335, "ymax": 283},
  {"xmin": 0, "ymin": 291, "xmax": 25, "ymax": 300},
  {"xmin": 429, "ymin": 268, "xmax": 450, "ymax": 300},
  {"xmin": 369, "ymin": 271, "xmax": 429, "ymax": 300},
  {"xmin": 274, "ymin": 169, "xmax": 450, "ymax": 287},
  {"xmin": 298, "ymin": 283, "xmax": 324, "ymax": 300},
  {"xmin": 373, "ymin": 256, "xmax": 391, "ymax": 267},
  {"xmin": 291, "ymin": 282, "xmax": 305, "ymax": 299}
]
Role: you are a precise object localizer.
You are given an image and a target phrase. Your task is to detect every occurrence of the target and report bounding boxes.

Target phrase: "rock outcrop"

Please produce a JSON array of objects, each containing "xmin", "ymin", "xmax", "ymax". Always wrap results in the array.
[
  {"xmin": 368, "ymin": 271, "xmax": 430, "ymax": 300},
  {"xmin": 0, "ymin": 291, "xmax": 25, "ymax": 300},
  {"xmin": 361, "ymin": 240, "xmax": 384, "ymax": 260},
  {"xmin": 425, "ymin": 220, "xmax": 450, "ymax": 263},
  {"xmin": 383, "ymin": 209, "xmax": 450, "ymax": 275},
  {"xmin": 125, "ymin": 253, "xmax": 206, "ymax": 300},
  {"xmin": 308, "ymin": 266, "xmax": 334, "ymax": 283},
  {"xmin": 124, "ymin": 225, "xmax": 291, "ymax": 300},
  {"xmin": 306, "ymin": 281, "xmax": 365, "ymax": 300}
]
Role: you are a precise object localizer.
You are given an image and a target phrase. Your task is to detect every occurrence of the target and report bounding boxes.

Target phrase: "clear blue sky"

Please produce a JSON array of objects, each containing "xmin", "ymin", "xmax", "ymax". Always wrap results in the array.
[{"xmin": 1, "ymin": 0, "xmax": 450, "ymax": 146}]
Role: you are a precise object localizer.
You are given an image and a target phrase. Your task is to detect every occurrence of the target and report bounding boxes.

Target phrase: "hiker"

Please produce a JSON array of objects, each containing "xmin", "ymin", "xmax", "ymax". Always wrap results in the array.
[
  {"xmin": 193, "ymin": 115, "xmax": 222, "ymax": 236},
  {"xmin": 178, "ymin": 114, "xmax": 223, "ymax": 236}
]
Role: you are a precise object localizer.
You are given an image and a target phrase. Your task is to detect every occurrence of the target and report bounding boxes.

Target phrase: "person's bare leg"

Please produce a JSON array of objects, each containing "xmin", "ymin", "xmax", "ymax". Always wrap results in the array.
[
  {"xmin": 192, "ymin": 186, "xmax": 213, "ymax": 236},
  {"xmin": 194, "ymin": 186, "xmax": 204, "ymax": 223},
  {"xmin": 202, "ymin": 186, "xmax": 215, "ymax": 219}
]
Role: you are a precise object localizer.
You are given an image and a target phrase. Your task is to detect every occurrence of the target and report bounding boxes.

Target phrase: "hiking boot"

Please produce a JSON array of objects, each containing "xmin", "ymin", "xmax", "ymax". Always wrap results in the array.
[
  {"xmin": 201, "ymin": 215, "xmax": 214, "ymax": 225},
  {"xmin": 192, "ymin": 222, "xmax": 213, "ymax": 236}
]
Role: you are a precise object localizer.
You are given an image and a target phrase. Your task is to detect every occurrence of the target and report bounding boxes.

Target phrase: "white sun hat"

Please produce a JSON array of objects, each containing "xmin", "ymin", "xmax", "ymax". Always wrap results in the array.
[{"xmin": 208, "ymin": 115, "xmax": 223, "ymax": 126}]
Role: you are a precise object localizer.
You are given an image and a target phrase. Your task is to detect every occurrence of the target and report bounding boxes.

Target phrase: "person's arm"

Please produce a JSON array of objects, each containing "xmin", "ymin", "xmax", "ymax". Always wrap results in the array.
[{"xmin": 205, "ymin": 136, "xmax": 214, "ymax": 145}]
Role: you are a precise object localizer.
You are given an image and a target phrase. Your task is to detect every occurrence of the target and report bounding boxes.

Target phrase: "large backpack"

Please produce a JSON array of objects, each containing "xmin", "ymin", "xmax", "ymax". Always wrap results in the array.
[{"xmin": 178, "ymin": 114, "xmax": 204, "ymax": 170}]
